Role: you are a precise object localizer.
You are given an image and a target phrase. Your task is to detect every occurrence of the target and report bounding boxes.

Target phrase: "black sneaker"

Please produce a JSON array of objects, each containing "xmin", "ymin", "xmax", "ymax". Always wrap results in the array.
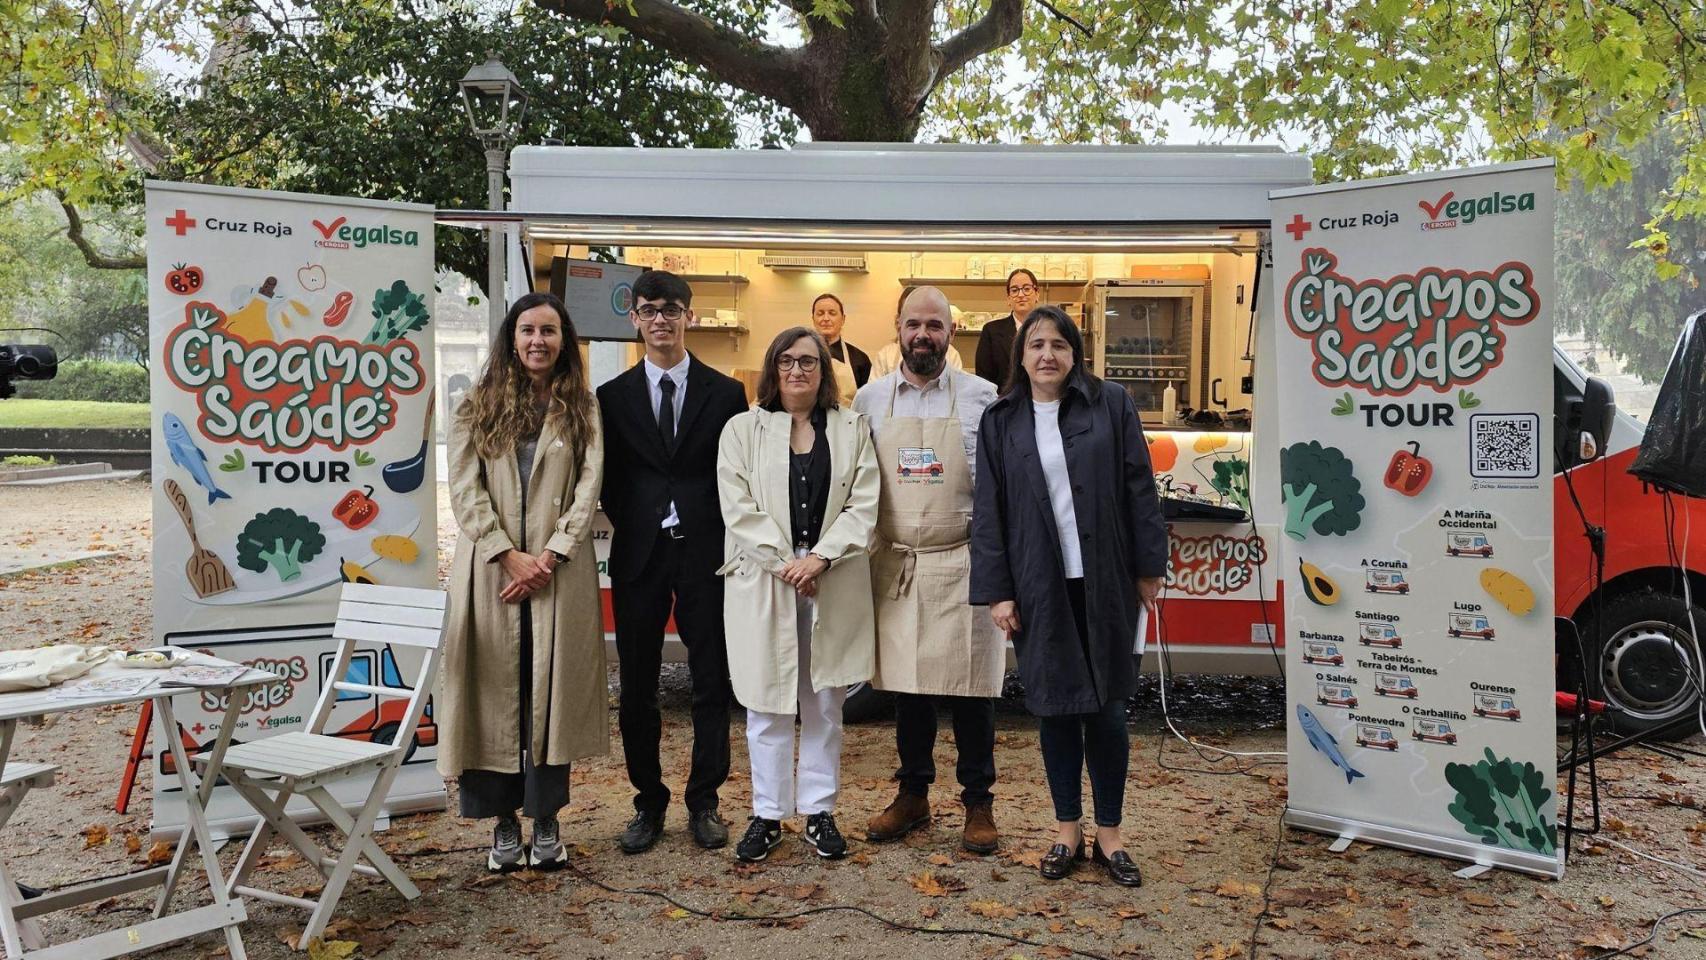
[
  {"xmin": 487, "ymin": 813, "xmax": 525, "ymax": 873},
  {"xmin": 735, "ymin": 817, "xmax": 783, "ymax": 862},
  {"xmin": 689, "ymin": 808, "xmax": 729, "ymax": 849},
  {"xmin": 530, "ymin": 816, "xmax": 566, "ymax": 870},
  {"xmin": 618, "ymin": 810, "xmax": 665, "ymax": 854},
  {"xmin": 804, "ymin": 812, "xmax": 847, "ymax": 859}
]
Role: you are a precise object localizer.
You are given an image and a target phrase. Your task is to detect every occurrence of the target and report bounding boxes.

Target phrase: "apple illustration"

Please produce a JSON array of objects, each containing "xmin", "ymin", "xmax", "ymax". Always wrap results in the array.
[{"xmin": 297, "ymin": 264, "xmax": 327, "ymax": 292}]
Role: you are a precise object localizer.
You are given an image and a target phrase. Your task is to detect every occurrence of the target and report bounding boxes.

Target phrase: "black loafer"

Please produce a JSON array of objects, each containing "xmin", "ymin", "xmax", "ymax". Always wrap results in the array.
[
  {"xmin": 1091, "ymin": 841, "xmax": 1143, "ymax": 887},
  {"xmin": 1039, "ymin": 836, "xmax": 1085, "ymax": 880},
  {"xmin": 689, "ymin": 808, "xmax": 729, "ymax": 849},
  {"xmin": 619, "ymin": 810, "xmax": 665, "ymax": 854}
]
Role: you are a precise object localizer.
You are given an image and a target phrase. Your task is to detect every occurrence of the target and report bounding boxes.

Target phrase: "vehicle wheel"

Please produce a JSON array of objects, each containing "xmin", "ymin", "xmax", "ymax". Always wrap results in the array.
[
  {"xmin": 842, "ymin": 682, "xmax": 894, "ymax": 724},
  {"xmin": 1583, "ymin": 589, "xmax": 1706, "ymax": 738},
  {"xmin": 372, "ymin": 721, "xmax": 419, "ymax": 763}
]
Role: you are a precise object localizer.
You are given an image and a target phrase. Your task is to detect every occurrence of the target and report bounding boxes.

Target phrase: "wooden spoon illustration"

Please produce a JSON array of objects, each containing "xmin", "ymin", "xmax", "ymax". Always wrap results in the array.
[{"xmin": 165, "ymin": 479, "xmax": 235, "ymax": 598}]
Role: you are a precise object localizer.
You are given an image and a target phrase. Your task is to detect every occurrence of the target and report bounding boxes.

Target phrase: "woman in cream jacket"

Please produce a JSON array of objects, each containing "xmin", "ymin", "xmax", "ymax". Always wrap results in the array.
[{"xmin": 716, "ymin": 327, "xmax": 880, "ymax": 862}]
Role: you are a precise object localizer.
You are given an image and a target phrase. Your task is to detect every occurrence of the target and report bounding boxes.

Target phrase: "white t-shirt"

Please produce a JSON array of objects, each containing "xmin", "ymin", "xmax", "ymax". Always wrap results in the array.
[{"xmin": 1031, "ymin": 399, "xmax": 1084, "ymax": 578}]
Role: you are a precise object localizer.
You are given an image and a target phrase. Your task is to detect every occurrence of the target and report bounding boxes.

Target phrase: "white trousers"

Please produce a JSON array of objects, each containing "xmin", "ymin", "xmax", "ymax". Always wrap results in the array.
[{"xmin": 746, "ymin": 572, "xmax": 847, "ymax": 820}]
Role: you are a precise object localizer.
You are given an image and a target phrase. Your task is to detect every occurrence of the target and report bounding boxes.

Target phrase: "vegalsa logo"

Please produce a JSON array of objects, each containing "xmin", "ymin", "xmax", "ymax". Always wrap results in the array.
[
  {"xmin": 1283, "ymin": 247, "xmax": 1539, "ymax": 396},
  {"xmin": 1417, "ymin": 189, "xmax": 1536, "ymax": 231},
  {"xmin": 312, "ymin": 214, "xmax": 421, "ymax": 250}
]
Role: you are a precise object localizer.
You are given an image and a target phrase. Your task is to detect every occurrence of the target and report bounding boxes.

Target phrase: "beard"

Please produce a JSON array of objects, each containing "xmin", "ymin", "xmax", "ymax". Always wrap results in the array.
[{"xmin": 903, "ymin": 337, "xmax": 946, "ymax": 377}]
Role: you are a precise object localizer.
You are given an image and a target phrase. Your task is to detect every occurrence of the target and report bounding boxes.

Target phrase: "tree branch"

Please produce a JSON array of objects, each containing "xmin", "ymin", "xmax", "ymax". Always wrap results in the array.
[
  {"xmin": 537, "ymin": 0, "xmax": 803, "ymax": 106},
  {"xmin": 56, "ymin": 197, "xmax": 146, "ymax": 270},
  {"xmin": 1034, "ymin": 0, "xmax": 1091, "ymax": 38},
  {"xmin": 936, "ymin": 0, "xmax": 1024, "ymax": 81}
]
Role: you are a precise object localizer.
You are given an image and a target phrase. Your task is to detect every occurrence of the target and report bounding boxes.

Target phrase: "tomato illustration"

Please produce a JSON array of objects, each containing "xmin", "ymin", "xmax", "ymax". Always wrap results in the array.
[
  {"xmin": 165, "ymin": 264, "xmax": 204, "ymax": 295},
  {"xmin": 1147, "ymin": 433, "xmax": 1179, "ymax": 472},
  {"xmin": 332, "ymin": 485, "xmax": 381, "ymax": 530},
  {"xmin": 1383, "ymin": 441, "xmax": 1433, "ymax": 496}
]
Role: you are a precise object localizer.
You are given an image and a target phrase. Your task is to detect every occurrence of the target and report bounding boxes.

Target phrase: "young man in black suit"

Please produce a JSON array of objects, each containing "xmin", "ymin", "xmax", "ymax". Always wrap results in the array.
[{"xmin": 597, "ymin": 270, "xmax": 748, "ymax": 853}]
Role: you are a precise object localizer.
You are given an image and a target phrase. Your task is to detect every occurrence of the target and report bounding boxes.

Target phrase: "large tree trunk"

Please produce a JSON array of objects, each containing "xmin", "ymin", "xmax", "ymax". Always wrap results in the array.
[{"xmin": 537, "ymin": 0, "xmax": 1022, "ymax": 142}]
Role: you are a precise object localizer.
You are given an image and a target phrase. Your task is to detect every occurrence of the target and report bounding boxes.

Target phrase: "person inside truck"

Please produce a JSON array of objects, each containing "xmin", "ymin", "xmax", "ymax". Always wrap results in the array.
[
  {"xmin": 717, "ymin": 327, "xmax": 881, "ymax": 863},
  {"xmin": 810, "ymin": 293, "xmax": 870, "ymax": 403},
  {"xmin": 852, "ymin": 286, "xmax": 1004, "ymax": 857},
  {"xmin": 439, "ymin": 292, "xmax": 607, "ymax": 874},
  {"xmin": 871, "ymin": 286, "xmax": 967, "ymax": 379},
  {"xmin": 971, "ymin": 305, "xmax": 1167, "ymax": 888},
  {"xmin": 974, "ymin": 268, "xmax": 1040, "ymax": 390}
]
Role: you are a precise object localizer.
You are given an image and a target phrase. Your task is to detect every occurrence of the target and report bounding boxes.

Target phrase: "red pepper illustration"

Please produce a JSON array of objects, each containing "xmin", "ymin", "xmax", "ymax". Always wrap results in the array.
[
  {"xmin": 1384, "ymin": 441, "xmax": 1433, "ymax": 496},
  {"xmin": 333, "ymin": 485, "xmax": 381, "ymax": 530}
]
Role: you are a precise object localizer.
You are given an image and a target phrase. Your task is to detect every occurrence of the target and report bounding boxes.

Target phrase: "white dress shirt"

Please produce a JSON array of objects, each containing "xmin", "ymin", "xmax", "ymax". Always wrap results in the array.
[
  {"xmin": 643, "ymin": 353, "xmax": 690, "ymax": 529},
  {"xmin": 1031, "ymin": 398, "xmax": 1084, "ymax": 578},
  {"xmin": 852, "ymin": 368, "xmax": 996, "ymax": 482}
]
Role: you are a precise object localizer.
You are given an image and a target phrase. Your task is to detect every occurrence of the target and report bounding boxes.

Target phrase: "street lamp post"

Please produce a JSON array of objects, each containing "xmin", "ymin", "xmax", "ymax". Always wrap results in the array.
[{"xmin": 458, "ymin": 53, "xmax": 527, "ymax": 335}]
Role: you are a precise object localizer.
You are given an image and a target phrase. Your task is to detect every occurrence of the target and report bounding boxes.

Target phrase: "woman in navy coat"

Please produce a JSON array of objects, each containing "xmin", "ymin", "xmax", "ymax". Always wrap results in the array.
[{"xmin": 970, "ymin": 305, "xmax": 1167, "ymax": 887}]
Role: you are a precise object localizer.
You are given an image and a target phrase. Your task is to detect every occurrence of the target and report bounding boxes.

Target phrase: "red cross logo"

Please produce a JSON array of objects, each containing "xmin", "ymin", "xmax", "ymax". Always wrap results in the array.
[
  {"xmin": 191, "ymin": 723, "xmax": 206, "ymax": 735},
  {"xmin": 165, "ymin": 209, "xmax": 197, "ymax": 236},
  {"xmin": 1284, "ymin": 213, "xmax": 1311, "ymax": 241}
]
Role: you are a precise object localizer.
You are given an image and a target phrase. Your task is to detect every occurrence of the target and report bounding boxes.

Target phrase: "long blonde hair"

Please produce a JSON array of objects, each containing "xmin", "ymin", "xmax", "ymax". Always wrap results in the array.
[{"xmin": 464, "ymin": 293, "xmax": 594, "ymax": 460}]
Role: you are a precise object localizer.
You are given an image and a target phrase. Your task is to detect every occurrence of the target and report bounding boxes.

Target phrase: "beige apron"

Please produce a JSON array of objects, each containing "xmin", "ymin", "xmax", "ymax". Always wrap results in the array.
[
  {"xmin": 828, "ymin": 353, "xmax": 858, "ymax": 406},
  {"xmin": 870, "ymin": 375, "xmax": 1004, "ymax": 697}
]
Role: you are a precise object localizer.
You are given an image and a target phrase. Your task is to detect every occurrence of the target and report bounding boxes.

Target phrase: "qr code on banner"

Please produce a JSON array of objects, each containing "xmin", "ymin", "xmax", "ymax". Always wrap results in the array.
[{"xmin": 1470, "ymin": 413, "xmax": 1541, "ymax": 479}]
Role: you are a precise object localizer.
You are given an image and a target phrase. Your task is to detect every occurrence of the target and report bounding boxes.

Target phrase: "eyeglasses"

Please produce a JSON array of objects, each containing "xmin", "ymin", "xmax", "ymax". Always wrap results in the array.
[
  {"xmin": 635, "ymin": 304, "xmax": 686, "ymax": 321},
  {"xmin": 776, "ymin": 355, "xmax": 820, "ymax": 372},
  {"xmin": 1007, "ymin": 284, "xmax": 1038, "ymax": 295}
]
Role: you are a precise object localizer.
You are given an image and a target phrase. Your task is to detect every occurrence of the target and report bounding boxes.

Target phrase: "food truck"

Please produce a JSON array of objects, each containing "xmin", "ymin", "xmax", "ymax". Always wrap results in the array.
[
  {"xmin": 1374, "ymin": 672, "xmax": 1419, "ymax": 699},
  {"xmin": 1301, "ymin": 641, "xmax": 1343, "ymax": 666},
  {"xmin": 1412, "ymin": 718, "xmax": 1459, "ymax": 744},
  {"xmin": 1358, "ymin": 620, "xmax": 1403, "ymax": 648},
  {"xmin": 1316, "ymin": 682, "xmax": 1358, "ymax": 709},
  {"xmin": 1356, "ymin": 725, "xmax": 1399, "ymax": 750},
  {"xmin": 1446, "ymin": 532, "xmax": 1495, "ymax": 558},
  {"xmin": 1474, "ymin": 692, "xmax": 1522, "ymax": 721},
  {"xmin": 487, "ymin": 144, "xmax": 1706, "ymax": 732},
  {"xmin": 1448, "ymin": 613, "xmax": 1496, "ymax": 640}
]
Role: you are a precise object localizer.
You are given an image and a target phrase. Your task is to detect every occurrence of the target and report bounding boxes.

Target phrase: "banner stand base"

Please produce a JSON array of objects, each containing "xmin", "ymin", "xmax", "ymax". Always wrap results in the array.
[
  {"xmin": 1327, "ymin": 836, "xmax": 1353, "ymax": 853},
  {"xmin": 1284, "ymin": 808, "xmax": 1564, "ymax": 880},
  {"xmin": 1453, "ymin": 863, "xmax": 1493, "ymax": 880}
]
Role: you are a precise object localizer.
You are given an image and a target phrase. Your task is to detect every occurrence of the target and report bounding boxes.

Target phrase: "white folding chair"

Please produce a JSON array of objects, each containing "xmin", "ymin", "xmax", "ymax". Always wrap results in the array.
[
  {"xmin": 198, "ymin": 583, "xmax": 445, "ymax": 950},
  {"xmin": 0, "ymin": 761, "xmax": 58, "ymax": 953}
]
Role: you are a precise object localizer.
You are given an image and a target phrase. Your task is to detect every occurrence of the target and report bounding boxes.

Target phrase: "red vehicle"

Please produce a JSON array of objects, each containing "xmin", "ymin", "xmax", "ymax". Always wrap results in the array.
[{"xmin": 1555, "ymin": 349, "xmax": 1706, "ymax": 736}]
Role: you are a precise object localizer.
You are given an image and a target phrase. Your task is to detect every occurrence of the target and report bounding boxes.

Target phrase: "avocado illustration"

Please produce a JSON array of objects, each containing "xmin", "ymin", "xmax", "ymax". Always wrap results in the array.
[{"xmin": 1299, "ymin": 559, "xmax": 1341, "ymax": 606}]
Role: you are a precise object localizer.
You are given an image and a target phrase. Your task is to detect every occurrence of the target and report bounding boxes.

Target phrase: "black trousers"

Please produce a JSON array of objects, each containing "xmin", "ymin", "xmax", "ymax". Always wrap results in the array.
[
  {"xmin": 894, "ymin": 693, "xmax": 996, "ymax": 806},
  {"xmin": 1035, "ymin": 578, "xmax": 1130, "ymax": 827},
  {"xmin": 612, "ymin": 533, "xmax": 733, "ymax": 815},
  {"xmin": 458, "ymin": 601, "xmax": 571, "ymax": 820}
]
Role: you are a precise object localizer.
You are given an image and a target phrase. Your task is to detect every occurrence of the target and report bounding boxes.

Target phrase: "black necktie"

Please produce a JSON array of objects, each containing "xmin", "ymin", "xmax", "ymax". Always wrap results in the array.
[{"xmin": 657, "ymin": 374, "xmax": 676, "ymax": 452}]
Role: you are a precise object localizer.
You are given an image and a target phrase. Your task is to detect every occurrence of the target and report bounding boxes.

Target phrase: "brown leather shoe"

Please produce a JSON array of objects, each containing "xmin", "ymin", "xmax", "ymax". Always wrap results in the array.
[
  {"xmin": 961, "ymin": 803, "xmax": 999, "ymax": 854},
  {"xmin": 866, "ymin": 792, "xmax": 931, "ymax": 843}
]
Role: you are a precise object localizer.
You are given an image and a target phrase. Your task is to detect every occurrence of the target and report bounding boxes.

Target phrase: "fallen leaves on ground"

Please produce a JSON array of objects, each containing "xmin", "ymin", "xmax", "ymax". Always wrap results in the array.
[
  {"xmin": 965, "ymin": 899, "xmax": 1018, "ymax": 920},
  {"xmin": 908, "ymin": 869, "xmax": 967, "ymax": 897},
  {"xmin": 304, "ymin": 939, "xmax": 358, "ymax": 960},
  {"xmin": 1215, "ymin": 879, "xmax": 1263, "ymax": 899},
  {"xmin": 81, "ymin": 824, "xmax": 108, "ymax": 849}
]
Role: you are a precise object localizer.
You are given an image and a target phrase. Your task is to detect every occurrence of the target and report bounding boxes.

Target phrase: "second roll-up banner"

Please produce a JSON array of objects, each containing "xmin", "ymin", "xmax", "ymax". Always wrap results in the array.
[{"xmin": 1271, "ymin": 160, "xmax": 1562, "ymax": 878}]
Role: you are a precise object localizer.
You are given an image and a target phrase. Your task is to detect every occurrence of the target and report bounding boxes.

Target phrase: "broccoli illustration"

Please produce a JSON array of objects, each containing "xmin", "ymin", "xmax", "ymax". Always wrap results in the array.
[
  {"xmin": 235, "ymin": 508, "xmax": 327, "ymax": 582},
  {"xmin": 1210, "ymin": 457, "xmax": 1251, "ymax": 511},
  {"xmin": 1279, "ymin": 441, "xmax": 1365, "ymax": 541}
]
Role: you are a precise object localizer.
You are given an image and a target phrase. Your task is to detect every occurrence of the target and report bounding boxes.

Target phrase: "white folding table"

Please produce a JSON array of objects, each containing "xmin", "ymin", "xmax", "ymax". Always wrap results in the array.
[{"xmin": 0, "ymin": 649, "xmax": 278, "ymax": 960}]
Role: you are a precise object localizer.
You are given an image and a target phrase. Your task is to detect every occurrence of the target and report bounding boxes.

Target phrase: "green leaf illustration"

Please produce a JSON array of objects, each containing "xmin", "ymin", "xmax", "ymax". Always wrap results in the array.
[
  {"xmin": 1444, "ymin": 748, "xmax": 1556, "ymax": 855},
  {"xmin": 1458, "ymin": 389, "xmax": 1482, "ymax": 409},
  {"xmin": 353, "ymin": 450, "xmax": 375, "ymax": 467},
  {"xmin": 1329, "ymin": 392, "xmax": 1355, "ymax": 416},
  {"xmin": 218, "ymin": 450, "xmax": 245, "ymax": 472}
]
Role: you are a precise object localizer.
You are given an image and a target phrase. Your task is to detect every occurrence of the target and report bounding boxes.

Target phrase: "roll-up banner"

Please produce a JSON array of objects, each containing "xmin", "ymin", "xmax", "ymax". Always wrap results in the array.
[
  {"xmin": 1270, "ymin": 161, "xmax": 1561, "ymax": 878},
  {"xmin": 145, "ymin": 181, "xmax": 446, "ymax": 839}
]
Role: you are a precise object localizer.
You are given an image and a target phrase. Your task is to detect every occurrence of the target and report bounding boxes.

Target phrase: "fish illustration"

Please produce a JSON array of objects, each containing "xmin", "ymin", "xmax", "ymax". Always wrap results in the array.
[
  {"xmin": 1296, "ymin": 703, "xmax": 1366, "ymax": 785},
  {"xmin": 162, "ymin": 413, "xmax": 231, "ymax": 505}
]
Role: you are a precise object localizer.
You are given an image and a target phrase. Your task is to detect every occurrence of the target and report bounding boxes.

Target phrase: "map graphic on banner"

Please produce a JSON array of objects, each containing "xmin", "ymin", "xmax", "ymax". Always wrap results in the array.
[
  {"xmin": 1271, "ymin": 161, "xmax": 1561, "ymax": 878},
  {"xmin": 145, "ymin": 181, "xmax": 445, "ymax": 838}
]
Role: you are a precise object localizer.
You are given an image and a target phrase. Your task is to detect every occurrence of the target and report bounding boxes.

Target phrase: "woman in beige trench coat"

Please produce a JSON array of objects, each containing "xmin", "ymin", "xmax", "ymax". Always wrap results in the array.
[
  {"xmin": 439, "ymin": 292, "xmax": 607, "ymax": 874},
  {"xmin": 717, "ymin": 327, "xmax": 880, "ymax": 863}
]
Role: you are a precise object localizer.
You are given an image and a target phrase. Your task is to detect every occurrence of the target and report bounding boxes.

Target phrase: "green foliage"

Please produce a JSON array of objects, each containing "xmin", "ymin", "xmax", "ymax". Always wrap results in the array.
[
  {"xmin": 1444, "ymin": 748, "xmax": 1557, "ymax": 855},
  {"xmin": 353, "ymin": 449, "xmax": 374, "ymax": 466},
  {"xmin": 0, "ymin": 399, "xmax": 150, "ymax": 429},
  {"xmin": 12, "ymin": 358, "xmax": 148, "ymax": 402},
  {"xmin": 1210, "ymin": 457, "xmax": 1250, "ymax": 511},
  {"xmin": 364, "ymin": 281, "xmax": 430, "ymax": 345},
  {"xmin": 218, "ymin": 449, "xmax": 244, "ymax": 472},
  {"xmin": 236, "ymin": 507, "xmax": 326, "ymax": 582},
  {"xmin": 1280, "ymin": 441, "xmax": 1364, "ymax": 541},
  {"xmin": 1330, "ymin": 392, "xmax": 1355, "ymax": 416},
  {"xmin": 1457, "ymin": 389, "xmax": 1482, "ymax": 409},
  {"xmin": 1, "ymin": 455, "xmax": 53, "ymax": 466},
  {"xmin": 0, "ymin": 193, "xmax": 146, "ymax": 363}
]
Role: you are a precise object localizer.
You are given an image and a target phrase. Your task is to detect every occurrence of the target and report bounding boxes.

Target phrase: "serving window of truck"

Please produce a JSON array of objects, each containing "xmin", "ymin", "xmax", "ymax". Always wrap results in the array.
[{"xmin": 493, "ymin": 144, "xmax": 1312, "ymax": 676}]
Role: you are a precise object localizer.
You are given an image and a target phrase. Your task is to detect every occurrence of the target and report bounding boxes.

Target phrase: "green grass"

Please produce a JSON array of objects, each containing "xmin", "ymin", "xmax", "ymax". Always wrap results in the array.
[{"xmin": 0, "ymin": 399, "xmax": 150, "ymax": 429}]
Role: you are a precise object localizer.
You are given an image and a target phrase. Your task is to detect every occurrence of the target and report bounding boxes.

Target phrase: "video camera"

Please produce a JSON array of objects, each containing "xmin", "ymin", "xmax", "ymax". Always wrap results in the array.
[{"xmin": 0, "ymin": 344, "xmax": 58, "ymax": 399}]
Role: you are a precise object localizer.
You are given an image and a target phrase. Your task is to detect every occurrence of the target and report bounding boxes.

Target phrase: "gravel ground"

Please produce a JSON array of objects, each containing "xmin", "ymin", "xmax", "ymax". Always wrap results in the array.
[{"xmin": 2, "ymin": 478, "xmax": 1706, "ymax": 960}]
